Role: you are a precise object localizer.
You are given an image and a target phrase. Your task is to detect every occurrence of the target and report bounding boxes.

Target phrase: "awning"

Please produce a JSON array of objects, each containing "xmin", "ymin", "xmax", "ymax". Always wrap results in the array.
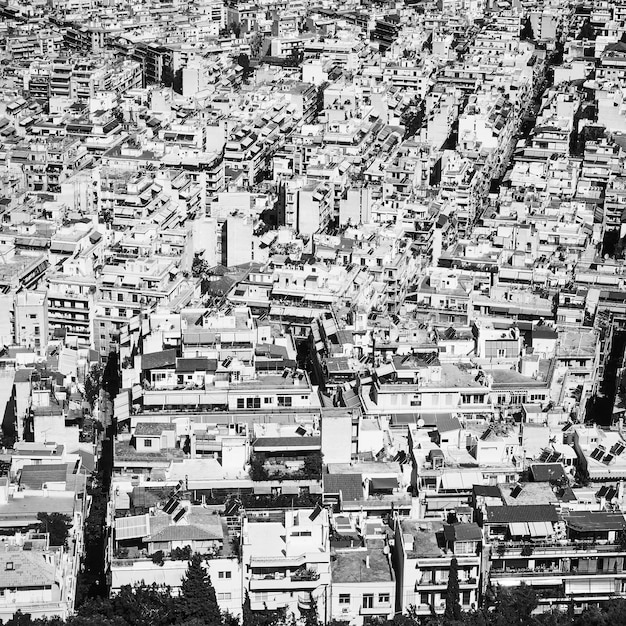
[
  {"xmin": 441, "ymin": 471, "xmax": 483, "ymax": 490},
  {"xmin": 115, "ymin": 514, "xmax": 150, "ymax": 540},
  {"xmin": 528, "ymin": 521, "xmax": 553, "ymax": 537},
  {"xmin": 376, "ymin": 363, "xmax": 395, "ymax": 378},
  {"xmin": 509, "ymin": 522, "xmax": 530, "ymax": 537},
  {"xmin": 441, "ymin": 473, "xmax": 464, "ymax": 490},
  {"xmin": 370, "ymin": 477, "xmax": 398, "ymax": 491}
]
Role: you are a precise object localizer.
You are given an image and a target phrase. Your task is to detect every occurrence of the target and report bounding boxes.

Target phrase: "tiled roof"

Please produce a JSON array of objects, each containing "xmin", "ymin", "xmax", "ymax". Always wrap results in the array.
[
  {"xmin": 135, "ymin": 422, "xmax": 175, "ymax": 436},
  {"xmin": 443, "ymin": 522, "xmax": 482, "ymax": 543},
  {"xmin": 253, "ymin": 436, "xmax": 321, "ymax": 450},
  {"xmin": 323, "ymin": 473, "xmax": 363, "ymax": 501},
  {"xmin": 141, "ymin": 348, "xmax": 177, "ymax": 371},
  {"xmin": 530, "ymin": 463, "xmax": 567, "ymax": 483},
  {"xmin": 175, "ymin": 357, "xmax": 212, "ymax": 373},
  {"xmin": 146, "ymin": 511, "xmax": 224, "ymax": 542},
  {"xmin": 436, "ymin": 414, "xmax": 461, "ymax": 433},
  {"xmin": 473, "ymin": 484, "xmax": 502, "ymax": 498},
  {"xmin": 0, "ymin": 552, "xmax": 56, "ymax": 588},
  {"xmin": 485, "ymin": 504, "xmax": 559, "ymax": 524},
  {"xmin": 565, "ymin": 511, "xmax": 626, "ymax": 533},
  {"xmin": 20, "ymin": 464, "xmax": 68, "ymax": 489}
]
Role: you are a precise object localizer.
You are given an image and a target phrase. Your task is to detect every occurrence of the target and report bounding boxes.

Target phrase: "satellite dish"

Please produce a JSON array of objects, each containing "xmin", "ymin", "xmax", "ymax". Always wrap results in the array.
[{"xmin": 417, "ymin": 418, "xmax": 425, "ymax": 428}]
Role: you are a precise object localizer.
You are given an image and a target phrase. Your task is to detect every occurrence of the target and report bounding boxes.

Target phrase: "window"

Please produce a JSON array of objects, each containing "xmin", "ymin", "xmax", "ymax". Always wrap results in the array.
[
  {"xmin": 462, "ymin": 591, "xmax": 471, "ymax": 606},
  {"xmin": 237, "ymin": 399, "xmax": 244, "ymax": 409},
  {"xmin": 247, "ymin": 397, "xmax": 261, "ymax": 409},
  {"xmin": 264, "ymin": 397, "xmax": 271, "ymax": 404},
  {"xmin": 362, "ymin": 594, "xmax": 374, "ymax": 609},
  {"xmin": 277, "ymin": 396, "xmax": 292, "ymax": 407},
  {"xmin": 339, "ymin": 594, "xmax": 350, "ymax": 604},
  {"xmin": 378, "ymin": 593, "xmax": 390, "ymax": 604},
  {"xmin": 218, "ymin": 571, "xmax": 232, "ymax": 579},
  {"xmin": 217, "ymin": 593, "xmax": 231, "ymax": 600},
  {"xmin": 117, "ymin": 294, "xmax": 123, "ymax": 302},
  {"xmin": 144, "ymin": 439, "xmax": 153, "ymax": 448},
  {"xmin": 420, "ymin": 593, "xmax": 429, "ymax": 605}
]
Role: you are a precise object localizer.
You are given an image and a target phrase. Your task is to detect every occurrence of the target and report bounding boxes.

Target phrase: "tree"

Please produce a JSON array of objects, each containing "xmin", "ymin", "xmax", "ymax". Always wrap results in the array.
[
  {"xmin": 520, "ymin": 17, "xmax": 533, "ymax": 41},
  {"xmin": 77, "ymin": 584, "xmax": 176, "ymax": 626},
  {"xmin": 491, "ymin": 585, "xmax": 538, "ymax": 626},
  {"xmin": 85, "ymin": 363, "xmax": 103, "ymax": 411},
  {"xmin": 400, "ymin": 97, "xmax": 425, "ymax": 139},
  {"xmin": 249, "ymin": 453, "xmax": 269, "ymax": 481},
  {"xmin": 102, "ymin": 351, "xmax": 121, "ymax": 399},
  {"xmin": 192, "ymin": 254, "xmax": 209, "ymax": 278},
  {"xmin": 242, "ymin": 591, "xmax": 287, "ymax": 626},
  {"xmin": 444, "ymin": 557, "xmax": 462, "ymax": 624},
  {"xmin": 99, "ymin": 206, "xmax": 113, "ymax": 227},
  {"xmin": 577, "ymin": 18, "xmax": 596, "ymax": 41},
  {"xmin": 301, "ymin": 597, "xmax": 321, "ymax": 626},
  {"xmin": 37, "ymin": 512, "xmax": 71, "ymax": 546},
  {"xmin": 301, "ymin": 451, "xmax": 323, "ymax": 478},
  {"xmin": 178, "ymin": 554, "xmax": 222, "ymax": 625},
  {"xmin": 237, "ymin": 53, "xmax": 253, "ymax": 81}
]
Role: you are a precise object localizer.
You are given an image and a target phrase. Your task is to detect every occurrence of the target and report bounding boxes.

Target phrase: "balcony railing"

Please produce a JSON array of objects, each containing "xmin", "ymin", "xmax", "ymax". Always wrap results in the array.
[
  {"xmin": 492, "ymin": 540, "xmax": 625, "ymax": 555},
  {"xmin": 491, "ymin": 566, "xmax": 623, "ymax": 578},
  {"xmin": 249, "ymin": 570, "xmax": 321, "ymax": 591}
]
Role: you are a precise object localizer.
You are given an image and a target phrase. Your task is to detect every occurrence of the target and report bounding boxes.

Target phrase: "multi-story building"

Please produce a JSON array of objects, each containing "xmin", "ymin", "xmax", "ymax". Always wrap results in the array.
[
  {"xmin": 393, "ymin": 518, "xmax": 482, "ymax": 617},
  {"xmin": 241, "ymin": 507, "xmax": 331, "ymax": 618}
]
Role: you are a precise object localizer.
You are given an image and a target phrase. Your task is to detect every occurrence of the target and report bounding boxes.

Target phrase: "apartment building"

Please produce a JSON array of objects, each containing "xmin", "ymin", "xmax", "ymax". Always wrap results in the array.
[
  {"xmin": 393, "ymin": 518, "xmax": 482, "ymax": 617},
  {"xmin": 241, "ymin": 507, "xmax": 331, "ymax": 618}
]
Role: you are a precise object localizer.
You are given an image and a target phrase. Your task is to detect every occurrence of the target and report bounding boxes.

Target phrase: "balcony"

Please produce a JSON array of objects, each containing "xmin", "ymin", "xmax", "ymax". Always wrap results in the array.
[
  {"xmin": 360, "ymin": 604, "xmax": 393, "ymax": 616},
  {"xmin": 249, "ymin": 569, "xmax": 321, "ymax": 591},
  {"xmin": 417, "ymin": 577, "xmax": 477, "ymax": 589},
  {"xmin": 491, "ymin": 566, "xmax": 623, "ymax": 579},
  {"xmin": 492, "ymin": 539, "xmax": 626, "ymax": 556},
  {"xmin": 297, "ymin": 592, "xmax": 313, "ymax": 611}
]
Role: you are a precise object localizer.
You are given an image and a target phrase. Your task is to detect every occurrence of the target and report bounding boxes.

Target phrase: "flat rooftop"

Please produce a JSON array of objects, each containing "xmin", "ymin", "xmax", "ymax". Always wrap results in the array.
[
  {"xmin": 400, "ymin": 519, "xmax": 443, "ymax": 558},
  {"xmin": 332, "ymin": 548, "xmax": 393, "ymax": 584}
]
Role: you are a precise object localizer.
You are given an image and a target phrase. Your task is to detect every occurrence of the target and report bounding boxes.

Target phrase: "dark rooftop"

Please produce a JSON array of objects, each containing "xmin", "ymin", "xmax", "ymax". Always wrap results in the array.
[
  {"xmin": 141, "ymin": 348, "xmax": 177, "ymax": 371},
  {"xmin": 485, "ymin": 504, "xmax": 559, "ymax": 524},
  {"xmin": 323, "ymin": 473, "xmax": 363, "ymax": 502}
]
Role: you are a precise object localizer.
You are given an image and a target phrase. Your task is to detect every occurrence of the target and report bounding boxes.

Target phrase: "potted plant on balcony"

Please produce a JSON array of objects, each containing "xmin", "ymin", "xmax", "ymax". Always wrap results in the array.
[
  {"xmin": 292, "ymin": 567, "xmax": 319, "ymax": 581},
  {"xmin": 151, "ymin": 550, "xmax": 165, "ymax": 566},
  {"xmin": 521, "ymin": 543, "xmax": 534, "ymax": 557}
]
